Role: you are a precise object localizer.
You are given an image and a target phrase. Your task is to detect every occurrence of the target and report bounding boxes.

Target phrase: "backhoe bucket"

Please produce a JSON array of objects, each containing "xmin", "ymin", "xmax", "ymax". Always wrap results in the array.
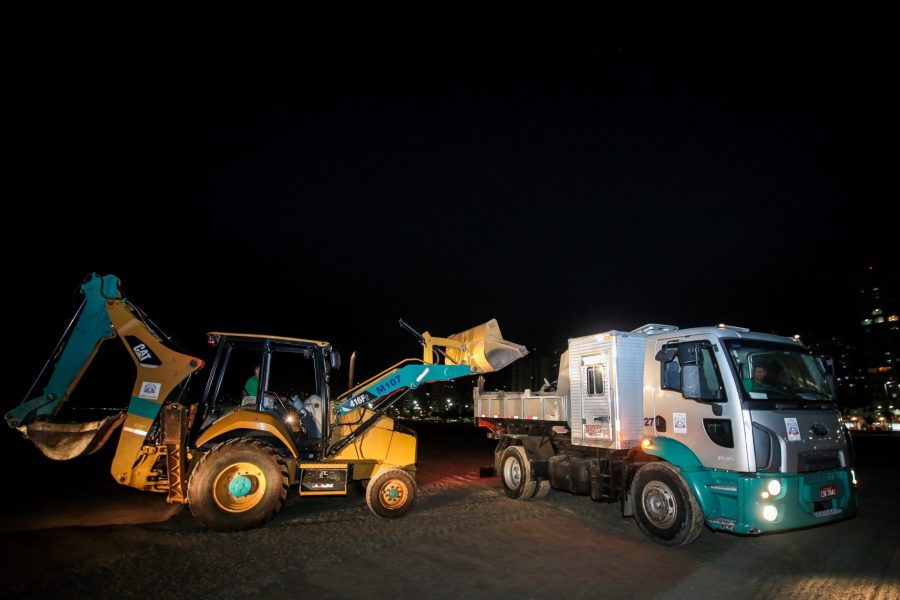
[
  {"xmin": 444, "ymin": 319, "xmax": 528, "ymax": 374},
  {"xmin": 15, "ymin": 412, "xmax": 125, "ymax": 461}
]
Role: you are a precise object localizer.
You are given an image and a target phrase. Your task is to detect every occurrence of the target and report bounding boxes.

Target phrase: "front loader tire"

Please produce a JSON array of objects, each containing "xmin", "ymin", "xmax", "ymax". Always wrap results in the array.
[
  {"xmin": 187, "ymin": 438, "xmax": 289, "ymax": 531},
  {"xmin": 366, "ymin": 469, "xmax": 417, "ymax": 518}
]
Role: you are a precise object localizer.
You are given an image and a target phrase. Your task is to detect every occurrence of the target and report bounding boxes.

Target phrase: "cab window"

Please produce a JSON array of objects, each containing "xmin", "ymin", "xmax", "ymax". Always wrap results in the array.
[{"xmin": 659, "ymin": 342, "xmax": 725, "ymax": 401}]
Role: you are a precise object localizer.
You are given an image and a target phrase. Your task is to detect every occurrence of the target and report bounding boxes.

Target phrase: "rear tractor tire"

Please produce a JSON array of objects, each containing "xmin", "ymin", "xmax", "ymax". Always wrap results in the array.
[
  {"xmin": 366, "ymin": 469, "xmax": 417, "ymax": 518},
  {"xmin": 187, "ymin": 438, "xmax": 289, "ymax": 531}
]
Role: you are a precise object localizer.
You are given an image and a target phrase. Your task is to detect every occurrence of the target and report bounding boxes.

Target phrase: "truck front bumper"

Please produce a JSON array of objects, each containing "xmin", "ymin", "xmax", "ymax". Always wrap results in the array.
[{"xmin": 686, "ymin": 467, "xmax": 858, "ymax": 535}]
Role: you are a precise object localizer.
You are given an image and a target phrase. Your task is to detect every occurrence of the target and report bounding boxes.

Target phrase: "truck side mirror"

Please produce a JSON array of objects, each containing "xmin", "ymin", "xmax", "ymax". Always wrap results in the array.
[
  {"xmin": 655, "ymin": 348, "xmax": 677, "ymax": 362},
  {"xmin": 329, "ymin": 351, "xmax": 341, "ymax": 371},
  {"xmin": 816, "ymin": 355, "xmax": 838, "ymax": 401},
  {"xmin": 682, "ymin": 365, "xmax": 702, "ymax": 400}
]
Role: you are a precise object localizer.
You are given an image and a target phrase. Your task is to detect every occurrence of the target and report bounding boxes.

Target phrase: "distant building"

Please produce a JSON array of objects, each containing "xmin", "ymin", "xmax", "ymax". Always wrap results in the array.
[
  {"xmin": 856, "ymin": 266, "xmax": 899, "ymax": 409},
  {"xmin": 807, "ymin": 337, "xmax": 867, "ymax": 408},
  {"xmin": 507, "ymin": 347, "xmax": 563, "ymax": 392}
]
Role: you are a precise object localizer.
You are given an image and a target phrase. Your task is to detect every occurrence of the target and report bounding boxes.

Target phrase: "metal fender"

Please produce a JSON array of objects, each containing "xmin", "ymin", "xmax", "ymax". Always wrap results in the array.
[
  {"xmin": 641, "ymin": 437, "xmax": 733, "ymax": 525},
  {"xmin": 642, "ymin": 436, "xmax": 703, "ymax": 469},
  {"xmin": 330, "ymin": 417, "xmax": 418, "ymax": 470},
  {"xmin": 369, "ymin": 462, "xmax": 416, "ymax": 483},
  {"xmin": 194, "ymin": 410, "xmax": 298, "ymax": 458}
]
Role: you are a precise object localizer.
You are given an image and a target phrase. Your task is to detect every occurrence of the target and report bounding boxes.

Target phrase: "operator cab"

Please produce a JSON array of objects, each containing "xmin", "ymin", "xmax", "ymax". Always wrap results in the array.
[{"xmin": 199, "ymin": 333, "xmax": 338, "ymax": 446}]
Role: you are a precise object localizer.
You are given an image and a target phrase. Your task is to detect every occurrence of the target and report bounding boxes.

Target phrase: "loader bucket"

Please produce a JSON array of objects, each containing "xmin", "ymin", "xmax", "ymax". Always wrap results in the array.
[
  {"xmin": 15, "ymin": 412, "xmax": 125, "ymax": 461},
  {"xmin": 444, "ymin": 319, "xmax": 528, "ymax": 374}
]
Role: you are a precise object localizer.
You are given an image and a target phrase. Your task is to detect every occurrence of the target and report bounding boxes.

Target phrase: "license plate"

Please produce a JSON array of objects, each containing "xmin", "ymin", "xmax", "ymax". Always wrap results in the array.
[
  {"xmin": 819, "ymin": 484, "xmax": 838, "ymax": 499},
  {"xmin": 584, "ymin": 425, "xmax": 609, "ymax": 439}
]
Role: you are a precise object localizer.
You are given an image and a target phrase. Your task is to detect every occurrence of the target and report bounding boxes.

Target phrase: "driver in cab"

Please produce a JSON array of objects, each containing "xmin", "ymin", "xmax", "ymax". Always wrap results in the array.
[{"xmin": 751, "ymin": 364, "xmax": 768, "ymax": 391}]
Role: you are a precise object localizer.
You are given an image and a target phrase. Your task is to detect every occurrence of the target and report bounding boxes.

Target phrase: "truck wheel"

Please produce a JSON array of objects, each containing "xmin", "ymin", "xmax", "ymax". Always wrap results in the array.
[
  {"xmin": 533, "ymin": 479, "xmax": 551, "ymax": 499},
  {"xmin": 500, "ymin": 446, "xmax": 537, "ymax": 500},
  {"xmin": 187, "ymin": 438, "xmax": 289, "ymax": 531},
  {"xmin": 632, "ymin": 462, "xmax": 704, "ymax": 546},
  {"xmin": 366, "ymin": 469, "xmax": 417, "ymax": 518}
]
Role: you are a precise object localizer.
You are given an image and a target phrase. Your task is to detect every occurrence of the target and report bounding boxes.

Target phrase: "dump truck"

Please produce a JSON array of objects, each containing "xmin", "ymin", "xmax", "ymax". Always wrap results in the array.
[
  {"xmin": 6, "ymin": 273, "xmax": 527, "ymax": 530},
  {"xmin": 476, "ymin": 323, "xmax": 857, "ymax": 546}
]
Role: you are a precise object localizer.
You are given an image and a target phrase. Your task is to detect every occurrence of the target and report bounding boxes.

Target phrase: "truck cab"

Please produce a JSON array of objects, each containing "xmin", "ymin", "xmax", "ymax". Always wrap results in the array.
[{"xmin": 646, "ymin": 325, "xmax": 855, "ymax": 536}]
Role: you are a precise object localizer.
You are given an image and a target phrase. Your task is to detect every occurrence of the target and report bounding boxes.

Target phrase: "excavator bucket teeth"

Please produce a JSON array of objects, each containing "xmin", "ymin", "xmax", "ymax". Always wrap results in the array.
[
  {"xmin": 445, "ymin": 319, "xmax": 528, "ymax": 374},
  {"xmin": 17, "ymin": 412, "xmax": 126, "ymax": 461}
]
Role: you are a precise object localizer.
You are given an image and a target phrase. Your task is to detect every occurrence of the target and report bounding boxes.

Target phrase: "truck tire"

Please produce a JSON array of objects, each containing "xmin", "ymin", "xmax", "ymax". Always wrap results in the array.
[
  {"xmin": 366, "ymin": 469, "xmax": 417, "ymax": 518},
  {"xmin": 187, "ymin": 438, "xmax": 289, "ymax": 531},
  {"xmin": 632, "ymin": 462, "xmax": 704, "ymax": 546},
  {"xmin": 494, "ymin": 437, "xmax": 511, "ymax": 474},
  {"xmin": 500, "ymin": 445, "xmax": 537, "ymax": 500},
  {"xmin": 533, "ymin": 479, "xmax": 551, "ymax": 499}
]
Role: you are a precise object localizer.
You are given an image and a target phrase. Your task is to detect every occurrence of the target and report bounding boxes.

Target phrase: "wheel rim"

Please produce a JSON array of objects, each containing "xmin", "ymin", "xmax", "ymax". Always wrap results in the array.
[
  {"xmin": 212, "ymin": 461, "xmax": 267, "ymax": 513},
  {"xmin": 642, "ymin": 481, "xmax": 678, "ymax": 528},
  {"xmin": 503, "ymin": 456, "xmax": 522, "ymax": 488},
  {"xmin": 377, "ymin": 478, "xmax": 409, "ymax": 510}
]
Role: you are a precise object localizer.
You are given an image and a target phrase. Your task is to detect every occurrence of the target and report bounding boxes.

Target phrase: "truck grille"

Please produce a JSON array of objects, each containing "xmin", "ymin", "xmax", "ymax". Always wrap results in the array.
[{"xmin": 798, "ymin": 450, "xmax": 841, "ymax": 473}]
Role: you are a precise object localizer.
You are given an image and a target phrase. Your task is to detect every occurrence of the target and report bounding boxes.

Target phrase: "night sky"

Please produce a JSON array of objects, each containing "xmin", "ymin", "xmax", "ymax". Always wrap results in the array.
[{"xmin": 8, "ymin": 6, "xmax": 897, "ymax": 385}]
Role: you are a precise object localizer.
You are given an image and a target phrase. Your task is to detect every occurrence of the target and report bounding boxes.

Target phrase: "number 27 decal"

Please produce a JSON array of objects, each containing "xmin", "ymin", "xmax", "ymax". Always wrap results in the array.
[{"xmin": 643, "ymin": 417, "xmax": 654, "ymax": 427}]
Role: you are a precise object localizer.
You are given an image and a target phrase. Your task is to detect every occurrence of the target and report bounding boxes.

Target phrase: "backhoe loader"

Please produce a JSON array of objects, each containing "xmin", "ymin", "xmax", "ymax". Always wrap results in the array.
[{"xmin": 6, "ymin": 273, "xmax": 527, "ymax": 530}]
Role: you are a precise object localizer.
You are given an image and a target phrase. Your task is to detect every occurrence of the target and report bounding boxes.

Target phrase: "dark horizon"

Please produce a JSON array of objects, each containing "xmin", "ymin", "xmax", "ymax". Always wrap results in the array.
[{"xmin": 6, "ymin": 6, "xmax": 897, "ymax": 387}]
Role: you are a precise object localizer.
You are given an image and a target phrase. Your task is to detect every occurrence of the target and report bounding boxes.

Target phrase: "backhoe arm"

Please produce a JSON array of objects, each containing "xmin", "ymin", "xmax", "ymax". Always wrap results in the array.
[
  {"xmin": 5, "ymin": 274, "xmax": 120, "ymax": 428},
  {"xmin": 6, "ymin": 274, "xmax": 204, "ymax": 473}
]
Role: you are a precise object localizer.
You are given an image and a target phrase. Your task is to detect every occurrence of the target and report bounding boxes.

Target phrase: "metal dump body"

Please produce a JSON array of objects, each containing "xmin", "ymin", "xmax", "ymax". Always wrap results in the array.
[
  {"xmin": 475, "ymin": 330, "xmax": 647, "ymax": 448},
  {"xmin": 474, "ymin": 388, "xmax": 567, "ymax": 422}
]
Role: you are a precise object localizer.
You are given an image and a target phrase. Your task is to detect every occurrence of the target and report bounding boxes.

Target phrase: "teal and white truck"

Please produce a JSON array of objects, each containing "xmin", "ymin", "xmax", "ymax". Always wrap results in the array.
[{"xmin": 475, "ymin": 323, "xmax": 858, "ymax": 546}]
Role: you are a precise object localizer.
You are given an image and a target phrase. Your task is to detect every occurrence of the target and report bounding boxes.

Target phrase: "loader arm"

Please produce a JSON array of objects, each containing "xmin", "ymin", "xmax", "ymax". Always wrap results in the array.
[{"xmin": 326, "ymin": 320, "xmax": 527, "ymax": 457}]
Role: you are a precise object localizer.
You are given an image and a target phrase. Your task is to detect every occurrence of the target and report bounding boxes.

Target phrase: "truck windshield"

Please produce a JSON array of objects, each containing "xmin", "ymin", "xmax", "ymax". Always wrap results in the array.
[{"xmin": 724, "ymin": 340, "xmax": 833, "ymax": 404}]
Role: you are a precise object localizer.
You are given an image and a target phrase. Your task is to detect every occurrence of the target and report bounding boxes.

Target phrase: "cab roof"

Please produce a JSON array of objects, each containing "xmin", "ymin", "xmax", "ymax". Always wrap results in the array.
[{"xmin": 207, "ymin": 332, "xmax": 331, "ymax": 348}]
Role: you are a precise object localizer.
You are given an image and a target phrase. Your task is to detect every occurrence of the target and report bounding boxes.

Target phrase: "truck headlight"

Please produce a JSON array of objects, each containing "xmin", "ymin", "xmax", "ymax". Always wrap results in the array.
[
  {"xmin": 766, "ymin": 479, "xmax": 782, "ymax": 496},
  {"xmin": 762, "ymin": 505, "xmax": 778, "ymax": 522}
]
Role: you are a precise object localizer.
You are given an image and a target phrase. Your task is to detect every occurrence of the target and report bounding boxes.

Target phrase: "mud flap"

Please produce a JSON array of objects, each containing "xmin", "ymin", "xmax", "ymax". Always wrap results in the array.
[{"xmin": 16, "ymin": 412, "xmax": 126, "ymax": 460}]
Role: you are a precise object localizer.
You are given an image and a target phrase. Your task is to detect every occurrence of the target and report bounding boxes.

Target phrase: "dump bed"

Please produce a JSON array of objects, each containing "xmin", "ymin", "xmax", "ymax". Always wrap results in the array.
[
  {"xmin": 474, "ymin": 389, "xmax": 567, "ymax": 422},
  {"xmin": 475, "ymin": 329, "xmax": 648, "ymax": 450}
]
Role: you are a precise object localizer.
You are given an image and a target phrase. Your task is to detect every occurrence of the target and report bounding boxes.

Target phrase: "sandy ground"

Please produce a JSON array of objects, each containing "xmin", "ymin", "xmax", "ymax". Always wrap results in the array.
[{"xmin": 0, "ymin": 424, "xmax": 898, "ymax": 599}]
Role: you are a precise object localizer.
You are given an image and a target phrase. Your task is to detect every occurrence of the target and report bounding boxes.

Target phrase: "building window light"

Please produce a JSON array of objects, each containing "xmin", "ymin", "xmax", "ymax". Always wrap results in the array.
[
  {"xmin": 875, "ymin": 317, "xmax": 885, "ymax": 324},
  {"xmin": 873, "ymin": 308, "xmax": 883, "ymax": 316},
  {"xmin": 888, "ymin": 315, "xmax": 899, "ymax": 322},
  {"xmin": 861, "ymin": 319, "xmax": 872, "ymax": 326}
]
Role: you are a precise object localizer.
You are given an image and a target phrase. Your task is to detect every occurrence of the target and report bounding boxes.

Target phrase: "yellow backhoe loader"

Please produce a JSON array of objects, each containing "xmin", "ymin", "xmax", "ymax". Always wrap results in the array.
[{"xmin": 6, "ymin": 273, "xmax": 527, "ymax": 530}]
